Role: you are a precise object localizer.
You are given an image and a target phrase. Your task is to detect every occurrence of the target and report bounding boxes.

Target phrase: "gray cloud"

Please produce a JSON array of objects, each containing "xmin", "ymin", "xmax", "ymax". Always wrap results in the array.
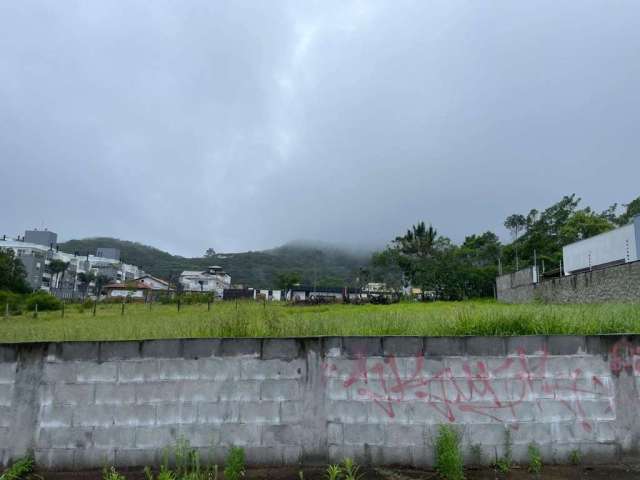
[{"xmin": 1, "ymin": 0, "xmax": 639, "ymax": 255}]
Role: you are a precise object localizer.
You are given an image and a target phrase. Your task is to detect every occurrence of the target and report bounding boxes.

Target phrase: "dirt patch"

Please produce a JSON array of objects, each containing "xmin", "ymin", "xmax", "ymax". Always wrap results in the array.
[{"xmin": 34, "ymin": 464, "xmax": 640, "ymax": 480}]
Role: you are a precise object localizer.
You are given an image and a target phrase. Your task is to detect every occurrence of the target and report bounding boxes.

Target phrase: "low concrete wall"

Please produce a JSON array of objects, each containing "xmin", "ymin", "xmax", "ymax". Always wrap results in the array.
[
  {"xmin": 497, "ymin": 261, "xmax": 640, "ymax": 303},
  {"xmin": 1, "ymin": 336, "xmax": 639, "ymax": 469}
]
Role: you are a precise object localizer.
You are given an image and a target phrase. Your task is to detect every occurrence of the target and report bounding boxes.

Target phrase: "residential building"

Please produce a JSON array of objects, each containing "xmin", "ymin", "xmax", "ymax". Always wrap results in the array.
[
  {"xmin": 0, "ymin": 230, "xmax": 146, "ymax": 296},
  {"xmin": 103, "ymin": 281, "xmax": 151, "ymax": 300},
  {"xmin": 179, "ymin": 266, "xmax": 231, "ymax": 297},
  {"xmin": 96, "ymin": 247, "xmax": 120, "ymax": 261},
  {"xmin": 136, "ymin": 274, "xmax": 171, "ymax": 291}
]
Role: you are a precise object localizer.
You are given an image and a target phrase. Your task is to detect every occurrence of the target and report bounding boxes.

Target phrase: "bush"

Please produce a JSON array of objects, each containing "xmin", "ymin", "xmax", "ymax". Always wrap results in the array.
[
  {"xmin": 0, "ymin": 291, "xmax": 24, "ymax": 315},
  {"xmin": 0, "ymin": 456, "xmax": 34, "ymax": 480},
  {"xmin": 24, "ymin": 291, "xmax": 62, "ymax": 311},
  {"xmin": 224, "ymin": 446, "xmax": 245, "ymax": 480},
  {"xmin": 528, "ymin": 442, "xmax": 542, "ymax": 473},
  {"xmin": 435, "ymin": 425, "xmax": 464, "ymax": 480}
]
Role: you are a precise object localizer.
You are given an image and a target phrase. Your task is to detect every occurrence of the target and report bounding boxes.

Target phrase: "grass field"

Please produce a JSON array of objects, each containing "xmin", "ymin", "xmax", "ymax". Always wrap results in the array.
[{"xmin": 1, "ymin": 299, "xmax": 640, "ymax": 342}]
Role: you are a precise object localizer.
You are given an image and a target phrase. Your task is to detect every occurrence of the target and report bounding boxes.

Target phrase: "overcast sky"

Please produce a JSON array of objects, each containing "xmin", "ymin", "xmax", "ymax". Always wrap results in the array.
[{"xmin": 1, "ymin": 1, "xmax": 639, "ymax": 256}]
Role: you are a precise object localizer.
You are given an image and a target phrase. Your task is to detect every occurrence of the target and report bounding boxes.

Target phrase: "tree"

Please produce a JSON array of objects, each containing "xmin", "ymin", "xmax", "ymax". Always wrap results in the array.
[
  {"xmin": 504, "ymin": 214, "xmax": 527, "ymax": 270},
  {"xmin": 615, "ymin": 196, "xmax": 640, "ymax": 225},
  {"xmin": 204, "ymin": 248, "xmax": 216, "ymax": 258},
  {"xmin": 0, "ymin": 250, "xmax": 30, "ymax": 293},
  {"xmin": 559, "ymin": 208, "xmax": 614, "ymax": 245},
  {"xmin": 77, "ymin": 271, "xmax": 95, "ymax": 299},
  {"xmin": 94, "ymin": 274, "xmax": 112, "ymax": 300},
  {"xmin": 47, "ymin": 259, "xmax": 69, "ymax": 289},
  {"xmin": 275, "ymin": 272, "xmax": 301, "ymax": 291}
]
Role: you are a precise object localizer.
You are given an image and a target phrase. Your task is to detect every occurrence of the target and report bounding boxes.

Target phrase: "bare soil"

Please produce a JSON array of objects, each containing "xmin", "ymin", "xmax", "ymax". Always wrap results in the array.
[{"xmin": 36, "ymin": 463, "xmax": 640, "ymax": 480}]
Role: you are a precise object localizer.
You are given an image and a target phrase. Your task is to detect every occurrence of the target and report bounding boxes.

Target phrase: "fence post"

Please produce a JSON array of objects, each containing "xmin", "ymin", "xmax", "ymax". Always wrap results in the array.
[
  {"xmin": 177, "ymin": 298, "xmax": 181, "ymax": 312},
  {"xmin": 93, "ymin": 300, "xmax": 97, "ymax": 317},
  {"xmin": 33, "ymin": 303, "xmax": 38, "ymax": 319},
  {"xmin": 208, "ymin": 299, "xmax": 211, "ymax": 311},
  {"xmin": 4, "ymin": 302, "xmax": 8, "ymax": 319},
  {"xmin": 121, "ymin": 301, "xmax": 125, "ymax": 316},
  {"xmin": 61, "ymin": 302, "xmax": 65, "ymax": 319}
]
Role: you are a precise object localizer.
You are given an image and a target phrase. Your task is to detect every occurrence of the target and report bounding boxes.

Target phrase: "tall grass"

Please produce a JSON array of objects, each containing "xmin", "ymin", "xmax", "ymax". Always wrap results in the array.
[{"xmin": 0, "ymin": 300, "xmax": 639, "ymax": 342}]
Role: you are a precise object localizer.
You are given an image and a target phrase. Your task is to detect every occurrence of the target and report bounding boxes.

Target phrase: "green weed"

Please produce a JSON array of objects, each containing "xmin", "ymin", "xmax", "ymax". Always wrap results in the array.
[
  {"xmin": 527, "ymin": 443, "xmax": 542, "ymax": 474},
  {"xmin": 223, "ymin": 446, "xmax": 245, "ymax": 480},
  {"xmin": 435, "ymin": 425, "xmax": 464, "ymax": 480}
]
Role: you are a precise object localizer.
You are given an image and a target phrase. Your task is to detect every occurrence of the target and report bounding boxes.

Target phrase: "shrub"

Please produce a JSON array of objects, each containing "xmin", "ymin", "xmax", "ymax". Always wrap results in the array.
[
  {"xmin": 342, "ymin": 458, "xmax": 363, "ymax": 480},
  {"xmin": 0, "ymin": 291, "xmax": 24, "ymax": 315},
  {"xmin": 528, "ymin": 443, "xmax": 542, "ymax": 473},
  {"xmin": 223, "ymin": 446, "xmax": 245, "ymax": 480},
  {"xmin": 325, "ymin": 464, "xmax": 342, "ymax": 480},
  {"xmin": 435, "ymin": 425, "xmax": 464, "ymax": 480},
  {"xmin": 24, "ymin": 291, "xmax": 62, "ymax": 311},
  {"xmin": 495, "ymin": 427, "xmax": 512, "ymax": 474},
  {"xmin": 569, "ymin": 449, "xmax": 581, "ymax": 465},
  {"xmin": 102, "ymin": 466, "xmax": 126, "ymax": 480},
  {"xmin": 0, "ymin": 456, "xmax": 34, "ymax": 480}
]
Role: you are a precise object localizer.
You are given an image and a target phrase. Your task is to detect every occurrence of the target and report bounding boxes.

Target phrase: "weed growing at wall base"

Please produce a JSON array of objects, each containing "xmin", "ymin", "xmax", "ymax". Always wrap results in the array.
[{"xmin": 2, "ymin": 300, "xmax": 640, "ymax": 342}]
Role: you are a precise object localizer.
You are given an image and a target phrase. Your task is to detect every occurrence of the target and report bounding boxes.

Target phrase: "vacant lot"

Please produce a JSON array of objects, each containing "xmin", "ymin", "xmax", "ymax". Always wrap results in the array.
[{"xmin": 1, "ymin": 300, "xmax": 640, "ymax": 342}]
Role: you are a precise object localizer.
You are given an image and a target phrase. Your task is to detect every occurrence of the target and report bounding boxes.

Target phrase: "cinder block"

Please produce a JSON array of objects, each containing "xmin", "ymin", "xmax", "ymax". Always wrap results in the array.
[
  {"xmin": 43, "ymin": 363, "xmax": 77, "ymax": 383},
  {"xmin": 551, "ymin": 422, "xmax": 597, "ymax": 443},
  {"xmin": 0, "ymin": 363, "xmax": 16, "ymax": 384},
  {"xmin": 60, "ymin": 342, "xmax": 99, "ymax": 361},
  {"xmin": 219, "ymin": 424, "xmax": 261, "ymax": 446},
  {"xmin": 135, "ymin": 382, "xmax": 180, "ymax": 404},
  {"xmin": 282, "ymin": 446, "xmax": 302, "ymax": 464},
  {"xmin": 135, "ymin": 426, "xmax": 178, "ymax": 449},
  {"xmin": 424, "ymin": 337, "xmax": 465, "ymax": 357},
  {"xmin": 241, "ymin": 359, "xmax": 305, "ymax": 380},
  {"xmin": 198, "ymin": 402, "xmax": 239, "ymax": 424},
  {"xmin": 53, "ymin": 383, "xmax": 95, "ymax": 405},
  {"xmin": 466, "ymin": 423, "xmax": 508, "ymax": 446},
  {"xmin": 509, "ymin": 422, "xmax": 551, "ymax": 444},
  {"xmin": 157, "ymin": 359, "xmax": 199, "ymax": 380},
  {"xmin": 118, "ymin": 360, "xmax": 159, "ymax": 383},
  {"xmin": 326, "ymin": 379, "xmax": 350, "ymax": 401},
  {"xmin": 179, "ymin": 380, "xmax": 222, "ymax": 403},
  {"xmin": 329, "ymin": 445, "xmax": 366, "ymax": 464},
  {"xmin": 40, "ymin": 405, "xmax": 73, "ymax": 428},
  {"xmin": 178, "ymin": 424, "xmax": 220, "ymax": 448},
  {"xmin": 113, "ymin": 405, "xmax": 156, "ymax": 426},
  {"xmin": 261, "ymin": 379, "xmax": 301, "ymax": 401},
  {"xmin": 322, "ymin": 338, "xmax": 343, "ymax": 357},
  {"xmin": 72, "ymin": 404, "xmax": 115, "ymax": 427},
  {"xmin": 327, "ymin": 423, "xmax": 343, "ymax": 445},
  {"xmin": 383, "ymin": 337, "xmax": 424, "ymax": 357},
  {"xmin": 507, "ymin": 336, "xmax": 547, "ymax": 355},
  {"xmin": 114, "ymin": 448, "xmax": 158, "ymax": 467},
  {"xmin": 343, "ymin": 337, "xmax": 382, "ymax": 357},
  {"xmin": 95, "ymin": 384, "xmax": 136, "ymax": 404},
  {"xmin": 220, "ymin": 339, "xmax": 261, "ymax": 357},
  {"xmin": 93, "ymin": 427, "xmax": 136, "ymax": 448},
  {"xmin": 280, "ymin": 401, "xmax": 303, "ymax": 423},
  {"xmin": 156, "ymin": 403, "xmax": 197, "ymax": 425},
  {"xmin": 369, "ymin": 445, "xmax": 414, "ymax": 466},
  {"xmin": 182, "ymin": 339, "xmax": 221, "ymax": 359},
  {"xmin": 384, "ymin": 424, "xmax": 425, "ymax": 446},
  {"xmin": 74, "ymin": 448, "xmax": 115, "ymax": 469},
  {"xmin": 466, "ymin": 336, "xmax": 506, "ymax": 356},
  {"xmin": 596, "ymin": 421, "xmax": 617, "ymax": 442},
  {"xmin": 218, "ymin": 380, "xmax": 260, "ymax": 401},
  {"xmin": 0, "ymin": 346, "xmax": 17, "ymax": 363},
  {"xmin": 198, "ymin": 358, "xmax": 241, "ymax": 380},
  {"xmin": 548, "ymin": 336, "xmax": 586, "ymax": 355},
  {"xmin": 326, "ymin": 401, "xmax": 368, "ymax": 424},
  {"xmin": 100, "ymin": 341, "xmax": 141, "ymax": 361},
  {"xmin": 76, "ymin": 362, "xmax": 118, "ymax": 383},
  {"xmin": 239, "ymin": 401, "xmax": 280, "ymax": 423},
  {"xmin": 262, "ymin": 340, "xmax": 300, "ymax": 360},
  {"xmin": 142, "ymin": 340, "xmax": 183, "ymax": 358},
  {"xmin": 0, "ymin": 385, "xmax": 13, "ymax": 407},
  {"xmin": 35, "ymin": 448, "xmax": 75, "ymax": 470},
  {"xmin": 38, "ymin": 427, "xmax": 93, "ymax": 449},
  {"xmin": 0, "ymin": 407, "xmax": 11, "ymax": 427},
  {"xmin": 262, "ymin": 424, "xmax": 303, "ymax": 446},
  {"xmin": 342, "ymin": 424, "xmax": 384, "ymax": 446}
]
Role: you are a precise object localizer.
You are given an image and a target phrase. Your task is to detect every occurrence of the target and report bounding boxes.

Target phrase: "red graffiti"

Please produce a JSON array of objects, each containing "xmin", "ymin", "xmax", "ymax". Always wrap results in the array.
[{"xmin": 328, "ymin": 347, "xmax": 613, "ymax": 432}]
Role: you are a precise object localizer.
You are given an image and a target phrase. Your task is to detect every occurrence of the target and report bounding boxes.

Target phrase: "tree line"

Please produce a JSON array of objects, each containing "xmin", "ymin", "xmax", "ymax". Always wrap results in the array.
[{"xmin": 368, "ymin": 194, "xmax": 640, "ymax": 300}]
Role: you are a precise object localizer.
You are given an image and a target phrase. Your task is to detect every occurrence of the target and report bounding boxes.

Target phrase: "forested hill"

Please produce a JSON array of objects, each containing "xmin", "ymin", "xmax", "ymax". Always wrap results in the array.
[{"xmin": 58, "ymin": 238, "xmax": 370, "ymax": 288}]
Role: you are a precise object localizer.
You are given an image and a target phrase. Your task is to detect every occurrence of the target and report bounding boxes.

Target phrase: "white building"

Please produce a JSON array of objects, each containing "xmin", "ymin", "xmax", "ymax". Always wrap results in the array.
[
  {"xmin": 179, "ymin": 266, "xmax": 231, "ymax": 297},
  {"xmin": 0, "ymin": 232, "xmax": 146, "ymax": 295},
  {"xmin": 563, "ymin": 215, "xmax": 640, "ymax": 275}
]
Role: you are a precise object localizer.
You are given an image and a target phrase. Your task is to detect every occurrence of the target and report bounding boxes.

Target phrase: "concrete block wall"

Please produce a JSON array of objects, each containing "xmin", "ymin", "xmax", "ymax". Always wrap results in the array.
[
  {"xmin": 497, "ymin": 261, "xmax": 640, "ymax": 304},
  {"xmin": 1, "ymin": 336, "xmax": 640, "ymax": 469}
]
